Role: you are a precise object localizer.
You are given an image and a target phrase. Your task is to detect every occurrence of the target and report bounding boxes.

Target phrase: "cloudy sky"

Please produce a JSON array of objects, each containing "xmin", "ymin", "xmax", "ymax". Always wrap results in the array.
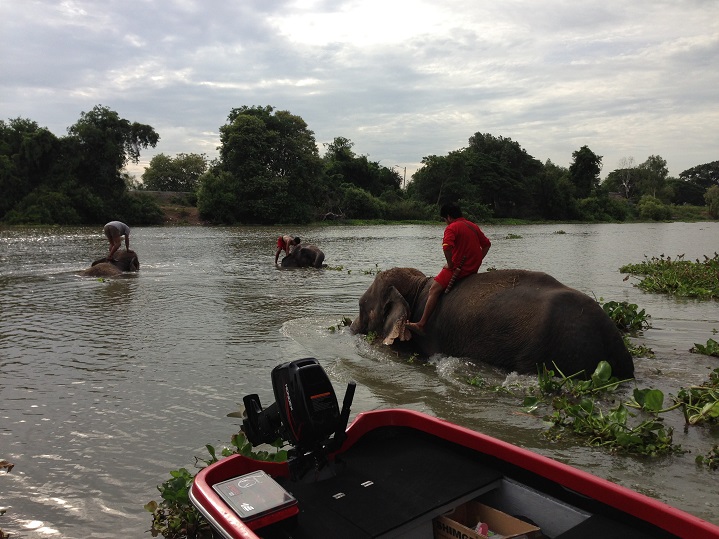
[{"xmin": 2, "ymin": 0, "xmax": 717, "ymax": 182}]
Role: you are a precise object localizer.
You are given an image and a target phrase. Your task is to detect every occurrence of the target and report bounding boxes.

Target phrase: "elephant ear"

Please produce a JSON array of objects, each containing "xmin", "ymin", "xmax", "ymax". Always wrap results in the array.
[{"xmin": 381, "ymin": 286, "xmax": 412, "ymax": 345}]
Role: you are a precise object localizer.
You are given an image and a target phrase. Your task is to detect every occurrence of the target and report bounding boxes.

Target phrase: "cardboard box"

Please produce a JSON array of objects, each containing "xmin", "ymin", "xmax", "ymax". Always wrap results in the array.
[{"xmin": 433, "ymin": 501, "xmax": 542, "ymax": 539}]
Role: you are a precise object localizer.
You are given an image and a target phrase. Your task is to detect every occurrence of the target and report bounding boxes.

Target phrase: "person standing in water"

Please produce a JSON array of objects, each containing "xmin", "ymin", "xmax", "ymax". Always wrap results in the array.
[{"xmin": 275, "ymin": 235, "xmax": 301, "ymax": 265}]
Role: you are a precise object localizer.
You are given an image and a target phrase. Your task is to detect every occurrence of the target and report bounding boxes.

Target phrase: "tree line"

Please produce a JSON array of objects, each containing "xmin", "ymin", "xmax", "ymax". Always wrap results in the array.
[{"xmin": 2, "ymin": 104, "xmax": 718, "ymax": 225}]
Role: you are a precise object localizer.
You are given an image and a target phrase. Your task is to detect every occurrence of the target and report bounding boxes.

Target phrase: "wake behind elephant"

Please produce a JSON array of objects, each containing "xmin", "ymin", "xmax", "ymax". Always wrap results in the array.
[
  {"xmin": 350, "ymin": 267, "xmax": 634, "ymax": 379},
  {"xmin": 281, "ymin": 244, "xmax": 325, "ymax": 268},
  {"xmin": 81, "ymin": 250, "xmax": 139, "ymax": 277}
]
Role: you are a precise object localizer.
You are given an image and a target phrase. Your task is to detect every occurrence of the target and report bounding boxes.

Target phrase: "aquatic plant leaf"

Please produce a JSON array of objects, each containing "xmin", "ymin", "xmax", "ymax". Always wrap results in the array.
[
  {"xmin": 591, "ymin": 361, "xmax": 612, "ymax": 385},
  {"xmin": 633, "ymin": 388, "xmax": 665, "ymax": 412},
  {"xmin": 522, "ymin": 396, "xmax": 540, "ymax": 413}
]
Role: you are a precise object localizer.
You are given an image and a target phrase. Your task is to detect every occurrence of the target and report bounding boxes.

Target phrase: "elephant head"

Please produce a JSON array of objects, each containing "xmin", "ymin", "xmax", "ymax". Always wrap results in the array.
[
  {"xmin": 350, "ymin": 268, "xmax": 428, "ymax": 345},
  {"xmin": 82, "ymin": 250, "xmax": 139, "ymax": 277},
  {"xmin": 281, "ymin": 244, "xmax": 325, "ymax": 268}
]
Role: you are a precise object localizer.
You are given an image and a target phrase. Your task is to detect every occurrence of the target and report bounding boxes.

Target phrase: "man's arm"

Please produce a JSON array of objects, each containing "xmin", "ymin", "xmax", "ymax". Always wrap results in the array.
[{"xmin": 443, "ymin": 246, "xmax": 454, "ymax": 269}]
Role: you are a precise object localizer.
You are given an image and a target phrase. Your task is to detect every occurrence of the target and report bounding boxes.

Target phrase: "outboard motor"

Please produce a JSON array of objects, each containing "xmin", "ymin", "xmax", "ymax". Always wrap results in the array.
[{"xmin": 241, "ymin": 358, "xmax": 355, "ymax": 481}]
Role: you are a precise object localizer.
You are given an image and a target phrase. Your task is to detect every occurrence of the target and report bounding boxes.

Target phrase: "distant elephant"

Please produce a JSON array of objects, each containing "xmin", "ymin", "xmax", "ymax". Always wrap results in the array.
[
  {"xmin": 350, "ymin": 267, "xmax": 634, "ymax": 379},
  {"xmin": 81, "ymin": 250, "xmax": 139, "ymax": 277},
  {"xmin": 281, "ymin": 244, "xmax": 325, "ymax": 268}
]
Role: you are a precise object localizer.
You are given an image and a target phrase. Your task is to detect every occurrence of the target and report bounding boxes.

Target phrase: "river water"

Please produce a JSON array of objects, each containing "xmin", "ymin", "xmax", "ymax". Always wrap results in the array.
[{"xmin": 1, "ymin": 222, "xmax": 718, "ymax": 538}]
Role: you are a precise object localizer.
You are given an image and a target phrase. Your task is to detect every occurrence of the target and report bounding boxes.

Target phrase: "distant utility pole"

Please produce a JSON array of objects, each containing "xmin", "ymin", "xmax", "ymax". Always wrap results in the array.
[{"xmin": 395, "ymin": 165, "xmax": 407, "ymax": 189}]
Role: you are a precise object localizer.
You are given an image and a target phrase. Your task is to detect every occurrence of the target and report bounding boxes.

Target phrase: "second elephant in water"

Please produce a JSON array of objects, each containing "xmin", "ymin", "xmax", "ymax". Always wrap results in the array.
[
  {"xmin": 81, "ymin": 250, "xmax": 140, "ymax": 277},
  {"xmin": 281, "ymin": 244, "xmax": 325, "ymax": 268}
]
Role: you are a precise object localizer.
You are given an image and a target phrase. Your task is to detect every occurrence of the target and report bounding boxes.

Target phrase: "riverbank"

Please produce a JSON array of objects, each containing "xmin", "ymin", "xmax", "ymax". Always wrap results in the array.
[
  {"xmin": 160, "ymin": 204, "xmax": 204, "ymax": 225},
  {"xmin": 154, "ymin": 203, "xmax": 713, "ymax": 227}
]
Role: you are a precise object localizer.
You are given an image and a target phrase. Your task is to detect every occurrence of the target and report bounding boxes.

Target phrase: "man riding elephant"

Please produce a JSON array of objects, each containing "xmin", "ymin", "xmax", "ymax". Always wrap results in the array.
[{"xmin": 406, "ymin": 202, "xmax": 491, "ymax": 335}]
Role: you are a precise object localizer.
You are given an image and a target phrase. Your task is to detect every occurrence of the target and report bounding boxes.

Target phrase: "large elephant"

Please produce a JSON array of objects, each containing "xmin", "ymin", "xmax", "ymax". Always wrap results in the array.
[
  {"xmin": 281, "ymin": 244, "xmax": 325, "ymax": 268},
  {"xmin": 350, "ymin": 267, "xmax": 634, "ymax": 379},
  {"xmin": 81, "ymin": 250, "xmax": 139, "ymax": 277}
]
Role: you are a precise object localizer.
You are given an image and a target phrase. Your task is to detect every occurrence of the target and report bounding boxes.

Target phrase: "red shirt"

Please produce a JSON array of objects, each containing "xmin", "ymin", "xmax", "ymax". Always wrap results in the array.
[{"xmin": 442, "ymin": 217, "xmax": 491, "ymax": 278}]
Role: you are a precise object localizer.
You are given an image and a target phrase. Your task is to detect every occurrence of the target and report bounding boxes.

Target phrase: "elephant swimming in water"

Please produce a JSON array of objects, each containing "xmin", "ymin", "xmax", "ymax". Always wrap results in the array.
[
  {"xmin": 350, "ymin": 267, "xmax": 634, "ymax": 379},
  {"xmin": 281, "ymin": 244, "xmax": 325, "ymax": 268},
  {"xmin": 81, "ymin": 250, "xmax": 139, "ymax": 277}
]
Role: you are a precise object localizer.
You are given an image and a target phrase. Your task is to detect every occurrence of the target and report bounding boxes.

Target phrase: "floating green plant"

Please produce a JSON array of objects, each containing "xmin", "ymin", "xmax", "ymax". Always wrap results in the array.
[
  {"xmin": 328, "ymin": 316, "xmax": 353, "ymax": 333},
  {"xmin": 620, "ymin": 253, "xmax": 719, "ymax": 299},
  {"xmin": 600, "ymin": 300, "xmax": 651, "ymax": 333},
  {"xmin": 674, "ymin": 368, "xmax": 719, "ymax": 425},
  {"xmin": 696, "ymin": 445, "xmax": 719, "ymax": 470},
  {"xmin": 524, "ymin": 362, "xmax": 682, "ymax": 457},
  {"xmin": 691, "ymin": 338, "xmax": 719, "ymax": 358},
  {"xmin": 362, "ymin": 263, "xmax": 382, "ymax": 275}
]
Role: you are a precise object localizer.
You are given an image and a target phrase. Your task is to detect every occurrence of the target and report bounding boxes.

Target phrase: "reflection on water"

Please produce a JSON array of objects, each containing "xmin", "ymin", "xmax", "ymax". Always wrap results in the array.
[{"xmin": 1, "ymin": 222, "xmax": 718, "ymax": 537}]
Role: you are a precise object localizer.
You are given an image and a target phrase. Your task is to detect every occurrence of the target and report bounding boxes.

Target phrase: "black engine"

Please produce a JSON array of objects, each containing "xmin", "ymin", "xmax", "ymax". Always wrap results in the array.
[{"xmin": 241, "ymin": 358, "xmax": 355, "ymax": 480}]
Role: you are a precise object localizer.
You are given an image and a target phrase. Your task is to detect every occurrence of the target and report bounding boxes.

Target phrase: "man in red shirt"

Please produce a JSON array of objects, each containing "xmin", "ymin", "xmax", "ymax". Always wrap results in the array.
[{"xmin": 406, "ymin": 202, "xmax": 491, "ymax": 335}]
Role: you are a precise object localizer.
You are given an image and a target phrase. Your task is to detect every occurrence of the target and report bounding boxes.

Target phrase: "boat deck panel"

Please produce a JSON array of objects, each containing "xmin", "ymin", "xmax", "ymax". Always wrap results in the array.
[{"xmin": 274, "ymin": 426, "xmax": 503, "ymax": 538}]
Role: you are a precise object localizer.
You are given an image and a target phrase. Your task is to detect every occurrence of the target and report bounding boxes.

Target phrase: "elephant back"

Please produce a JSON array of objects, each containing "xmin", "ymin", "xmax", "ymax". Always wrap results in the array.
[
  {"xmin": 428, "ymin": 269, "xmax": 634, "ymax": 379},
  {"xmin": 83, "ymin": 250, "xmax": 139, "ymax": 276}
]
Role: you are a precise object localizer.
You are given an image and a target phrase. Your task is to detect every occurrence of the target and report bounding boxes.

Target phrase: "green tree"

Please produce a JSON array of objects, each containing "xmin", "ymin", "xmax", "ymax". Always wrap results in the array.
[
  {"xmin": 637, "ymin": 195, "xmax": 671, "ymax": 221},
  {"xmin": 679, "ymin": 161, "xmax": 719, "ymax": 190},
  {"xmin": 705, "ymin": 185, "xmax": 719, "ymax": 218},
  {"xmin": 532, "ymin": 159, "xmax": 579, "ymax": 220},
  {"xmin": 637, "ymin": 155, "xmax": 669, "ymax": 199},
  {"xmin": 577, "ymin": 195, "xmax": 630, "ymax": 222},
  {"xmin": 196, "ymin": 170, "xmax": 240, "ymax": 223},
  {"xmin": 666, "ymin": 177, "xmax": 706, "ymax": 205},
  {"xmin": 410, "ymin": 134, "xmax": 548, "ymax": 219},
  {"xmin": 569, "ymin": 146, "xmax": 602, "ymax": 199},
  {"xmin": 142, "ymin": 153, "xmax": 208, "ymax": 191},
  {"xmin": 323, "ymin": 136, "xmax": 356, "ymax": 162},
  {"xmin": 198, "ymin": 106, "xmax": 323, "ymax": 224},
  {"xmin": 339, "ymin": 184, "xmax": 386, "ymax": 219},
  {"xmin": 321, "ymin": 136, "xmax": 401, "ymax": 197},
  {"xmin": 603, "ymin": 157, "xmax": 636, "ymax": 200},
  {"xmin": 409, "ymin": 151, "xmax": 471, "ymax": 207},
  {"xmin": 67, "ymin": 105, "xmax": 159, "ymax": 201},
  {"xmin": 0, "ymin": 118, "xmax": 61, "ymax": 219},
  {"xmin": 1, "ymin": 108, "xmax": 161, "ymax": 225},
  {"xmin": 3, "ymin": 188, "xmax": 81, "ymax": 225},
  {"xmin": 465, "ymin": 133, "xmax": 542, "ymax": 218}
]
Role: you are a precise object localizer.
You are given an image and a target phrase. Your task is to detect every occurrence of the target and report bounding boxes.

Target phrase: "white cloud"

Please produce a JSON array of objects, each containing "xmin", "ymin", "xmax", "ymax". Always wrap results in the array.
[{"xmin": 1, "ymin": 0, "xmax": 717, "ymax": 181}]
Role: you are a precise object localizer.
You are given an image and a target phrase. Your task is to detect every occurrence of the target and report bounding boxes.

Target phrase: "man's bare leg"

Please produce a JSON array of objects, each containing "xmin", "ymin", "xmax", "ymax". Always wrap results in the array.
[
  {"xmin": 406, "ymin": 280, "xmax": 444, "ymax": 335},
  {"xmin": 108, "ymin": 237, "xmax": 121, "ymax": 260}
]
